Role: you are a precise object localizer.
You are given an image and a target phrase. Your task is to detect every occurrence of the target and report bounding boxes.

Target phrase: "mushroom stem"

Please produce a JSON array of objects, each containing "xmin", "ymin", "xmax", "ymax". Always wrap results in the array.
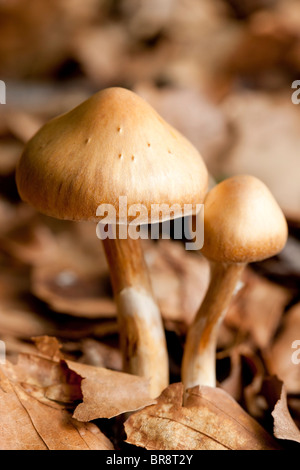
[
  {"xmin": 102, "ymin": 225, "xmax": 169, "ymax": 398},
  {"xmin": 182, "ymin": 262, "xmax": 245, "ymax": 390}
]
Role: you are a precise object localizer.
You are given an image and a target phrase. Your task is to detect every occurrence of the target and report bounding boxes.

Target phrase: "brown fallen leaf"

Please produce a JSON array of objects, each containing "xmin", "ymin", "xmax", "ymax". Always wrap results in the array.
[
  {"xmin": 125, "ymin": 382, "xmax": 281, "ymax": 450},
  {"xmin": 15, "ymin": 336, "xmax": 155, "ymax": 420},
  {"xmin": 3, "ymin": 351, "xmax": 82, "ymax": 407},
  {"xmin": 13, "ymin": 384, "xmax": 113, "ymax": 450},
  {"xmin": 260, "ymin": 376, "xmax": 300, "ymax": 445},
  {"xmin": 0, "ymin": 368, "xmax": 47, "ymax": 450},
  {"xmin": 288, "ymin": 398, "xmax": 300, "ymax": 432},
  {"xmin": 0, "ymin": 365, "xmax": 113, "ymax": 450},
  {"xmin": 65, "ymin": 360, "xmax": 156, "ymax": 421},
  {"xmin": 272, "ymin": 383, "xmax": 300, "ymax": 444}
]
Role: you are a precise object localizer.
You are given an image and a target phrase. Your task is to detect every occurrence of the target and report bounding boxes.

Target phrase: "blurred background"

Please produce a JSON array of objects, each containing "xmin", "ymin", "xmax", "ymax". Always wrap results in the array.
[
  {"xmin": 0, "ymin": 0, "xmax": 300, "ymax": 435},
  {"xmin": 1, "ymin": 0, "xmax": 300, "ymax": 215}
]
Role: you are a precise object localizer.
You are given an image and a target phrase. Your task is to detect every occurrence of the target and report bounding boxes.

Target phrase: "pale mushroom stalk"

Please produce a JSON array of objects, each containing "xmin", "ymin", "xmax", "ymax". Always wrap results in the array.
[
  {"xmin": 182, "ymin": 261, "xmax": 245, "ymax": 389},
  {"xmin": 102, "ymin": 227, "xmax": 168, "ymax": 398}
]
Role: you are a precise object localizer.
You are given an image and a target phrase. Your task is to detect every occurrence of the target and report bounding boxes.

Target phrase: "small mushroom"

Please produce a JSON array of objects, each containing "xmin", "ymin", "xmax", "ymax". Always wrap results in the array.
[
  {"xmin": 181, "ymin": 174, "xmax": 288, "ymax": 390},
  {"xmin": 16, "ymin": 87, "xmax": 208, "ymax": 397}
]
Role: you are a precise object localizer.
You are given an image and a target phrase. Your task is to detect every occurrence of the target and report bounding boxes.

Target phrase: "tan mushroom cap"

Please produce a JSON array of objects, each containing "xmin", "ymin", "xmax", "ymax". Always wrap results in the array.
[
  {"xmin": 201, "ymin": 174, "xmax": 288, "ymax": 263},
  {"xmin": 16, "ymin": 87, "xmax": 208, "ymax": 224}
]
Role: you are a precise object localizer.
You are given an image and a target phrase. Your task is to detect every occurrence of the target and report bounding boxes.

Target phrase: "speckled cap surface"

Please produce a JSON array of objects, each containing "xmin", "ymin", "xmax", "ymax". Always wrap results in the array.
[{"xmin": 16, "ymin": 87, "xmax": 208, "ymax": 224}]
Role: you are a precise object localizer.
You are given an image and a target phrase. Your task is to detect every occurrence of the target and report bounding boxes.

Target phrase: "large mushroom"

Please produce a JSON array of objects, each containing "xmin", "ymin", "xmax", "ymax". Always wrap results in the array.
[
  {"xmin": 181, "ymin": 174, "xmax": 288, "ymax": 390},
  {"xmin": 16, "ymin": 87, "xmax": 208, "ymax": 397}
]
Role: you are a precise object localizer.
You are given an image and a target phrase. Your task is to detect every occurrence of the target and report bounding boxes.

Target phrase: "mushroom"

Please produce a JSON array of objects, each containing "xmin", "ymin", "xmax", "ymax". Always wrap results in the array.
[
  {"xmin": 16, "ymin": 87, "xmax": 208, "ymax": 397},
  {"xmin": 181, "ymin": 174, "xmax": 288, "ymax": 390}
]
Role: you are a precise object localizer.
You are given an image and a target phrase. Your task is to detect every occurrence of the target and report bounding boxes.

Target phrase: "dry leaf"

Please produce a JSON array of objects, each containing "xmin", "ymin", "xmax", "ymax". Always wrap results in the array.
[
  {"xmin": 272, "ymin": 383, "xmax": 300, "ymax": 443},
  {"xmin": 125, "ymin": 382, "xmax": 280, "ymax": 450},
  {"xmin": 12, "ymin": 384, "xmax": 113, "ymax": 450},
  {"xmin": 4, "ymin": 352, "xmax": 82, "ymax": 407},
  {"xmin": 22, "ymin": 336, "xmax": 155, "ymax": 420},
  {"xmin": 65, "ymin": 360, "xmax": 156, "ymax": 421},
  {"xmin": 0, "ymin": 364, "xmax": 113, "ymax": 450}
]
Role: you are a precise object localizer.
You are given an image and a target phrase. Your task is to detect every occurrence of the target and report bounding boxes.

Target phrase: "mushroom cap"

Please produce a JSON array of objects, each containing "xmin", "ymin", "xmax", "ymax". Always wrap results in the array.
[
  {"xmin": 16, "ymin": 87, "xmax": 208, "ymax": 224},
  {"xmin": 201, "ymin": 174, "xmax": 288, "ymax": 263}
]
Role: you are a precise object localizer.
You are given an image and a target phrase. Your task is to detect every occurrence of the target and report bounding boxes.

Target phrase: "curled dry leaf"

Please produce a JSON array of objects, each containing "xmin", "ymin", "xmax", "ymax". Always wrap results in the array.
[
  {"xmin": 260, "ymin": 376, "xmax": 300, "ymax": 444},
  {"xmin": 65, "ymin": 360, "xmax": 156, "ymax": 421},
  {"xmin": 272, "ymin": 382, "xmax": 300, "ymax": 444},
  {"xmin": 3, "ymin": 351, "xmax": 82, "ymax": 407},
  {"xmin": 125, "ymin": 382, "xmax": 281, "ymax": 450}
]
